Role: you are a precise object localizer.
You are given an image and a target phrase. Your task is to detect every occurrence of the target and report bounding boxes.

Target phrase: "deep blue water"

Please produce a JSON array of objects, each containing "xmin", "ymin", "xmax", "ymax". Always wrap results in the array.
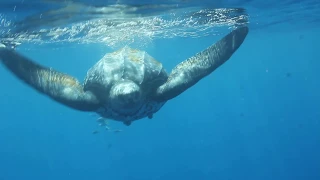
[{"xmin": 0, "ymin": 1, "xmax": 320, "ymax": 180}]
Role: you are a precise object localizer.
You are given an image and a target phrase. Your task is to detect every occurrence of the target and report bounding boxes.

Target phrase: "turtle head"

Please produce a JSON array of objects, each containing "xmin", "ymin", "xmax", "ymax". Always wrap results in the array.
[{"xmin": 109, "ymin": 80, "xmax": 142, "ymax": 112}]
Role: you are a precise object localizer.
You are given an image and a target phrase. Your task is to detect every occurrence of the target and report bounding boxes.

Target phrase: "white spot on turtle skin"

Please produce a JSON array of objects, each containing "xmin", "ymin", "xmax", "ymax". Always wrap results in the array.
[
  {"xmin": 63, "ymin": 87, "xmax": 73, "ymax": 94},
  {"xmin": 232, "ymin": 33, "xmax": 236, "ymax": 49}
]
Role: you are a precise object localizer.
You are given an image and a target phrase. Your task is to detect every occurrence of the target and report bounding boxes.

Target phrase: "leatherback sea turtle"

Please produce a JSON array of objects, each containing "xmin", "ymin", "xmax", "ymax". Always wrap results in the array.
[{"xmin": 0, "ymin": 26, "xmax": 248, "ymax": 126}]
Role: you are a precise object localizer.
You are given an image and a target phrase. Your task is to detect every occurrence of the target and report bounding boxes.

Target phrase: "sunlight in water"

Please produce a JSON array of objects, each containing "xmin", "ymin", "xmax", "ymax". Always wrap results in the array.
[{"xmin": 0, "ymin": 1, "xmax": 248, "ymax": 48}]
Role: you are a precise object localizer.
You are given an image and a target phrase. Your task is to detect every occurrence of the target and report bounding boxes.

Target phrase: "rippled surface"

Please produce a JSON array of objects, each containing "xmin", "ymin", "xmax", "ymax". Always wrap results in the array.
[
  {"xmin": 0, "ymin": 1, "xmax": 248, "ymax": 48},
  {"xmin": 0, "ymin": 0, "xmax": 319, "ymax": 48}
]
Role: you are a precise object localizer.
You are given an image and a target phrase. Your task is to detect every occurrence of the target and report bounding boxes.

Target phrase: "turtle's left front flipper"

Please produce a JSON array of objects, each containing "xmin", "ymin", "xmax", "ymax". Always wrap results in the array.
[
  {"xmin": 155, "ymin": 26, "xmax": 249, "ymax": 101},
  {"xmin": 0, "ymin": 48, "xmax": 100, "ymax": 111}
]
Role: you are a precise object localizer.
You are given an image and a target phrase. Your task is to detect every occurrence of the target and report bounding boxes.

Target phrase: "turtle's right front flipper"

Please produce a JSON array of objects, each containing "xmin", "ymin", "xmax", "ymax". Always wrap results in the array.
[
  {"xmin": 0, "ymin": 48, "xmax": 101, "ymax": 111},
  {"xmin": 154, "ymin": 26, "xmax": 249, "ymax": 101}
]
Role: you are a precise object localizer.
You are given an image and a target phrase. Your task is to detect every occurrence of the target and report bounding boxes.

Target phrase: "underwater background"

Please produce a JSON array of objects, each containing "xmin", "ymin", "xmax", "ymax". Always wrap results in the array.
[{"xmin": 0, "ymin": 0, "xmax": 319, "ymax": 180}]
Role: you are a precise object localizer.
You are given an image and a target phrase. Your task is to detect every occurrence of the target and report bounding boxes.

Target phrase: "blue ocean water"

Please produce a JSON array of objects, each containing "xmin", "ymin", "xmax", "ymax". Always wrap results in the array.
[{"xmin": 0, "ymin": 0, "xmax": 319, "ymax": 180}]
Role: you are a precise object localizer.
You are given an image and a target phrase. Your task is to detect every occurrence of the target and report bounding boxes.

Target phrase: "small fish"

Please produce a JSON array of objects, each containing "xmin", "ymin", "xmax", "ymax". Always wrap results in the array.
[
  {"xmin": 107, "ymin": 143, "xmax": 112, "ymax": 149},
  {"xmin": 113, "ymin": 129, "xmax": 123, "ymax": 133},
  {"xmin": 90, "ymin": 113, "xmax": 98, "ymax": 117},
  {"xmin": 97, "ymin": 117, "xmax": 105, "ymax": 122},
  {"xmin": 286, "ymin": 72, "xmax": 292, "ymax": 78},
  {"xmin": 92, "ymin": 130, "xmax": 99, "ymax": 134}
]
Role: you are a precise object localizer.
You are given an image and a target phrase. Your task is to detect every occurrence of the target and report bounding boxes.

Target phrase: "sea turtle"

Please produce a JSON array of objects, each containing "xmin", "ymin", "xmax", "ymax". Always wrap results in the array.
[{"xmin": 0, "ymin": 26, "xmax": 248, "ymax": 126}]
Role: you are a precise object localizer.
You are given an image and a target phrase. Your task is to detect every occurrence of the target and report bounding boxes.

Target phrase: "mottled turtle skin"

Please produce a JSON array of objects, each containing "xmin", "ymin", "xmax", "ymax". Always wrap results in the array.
[
  {"xmin": 84, "ymin": 46, "xmax": 168, "ymax": 125},
  {"xmin": 0, "ymin": 27, "xmax": 249, "ymax": 126}
]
